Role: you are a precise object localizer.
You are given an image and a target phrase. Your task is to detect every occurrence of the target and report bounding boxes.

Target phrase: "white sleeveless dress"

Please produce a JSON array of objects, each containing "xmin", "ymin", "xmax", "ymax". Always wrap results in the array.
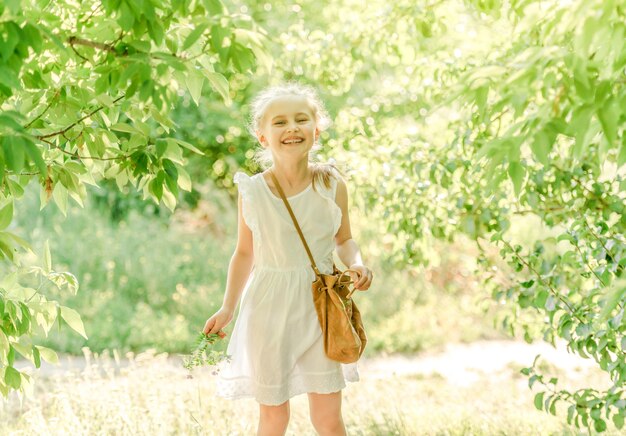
[{"xmin": 214, "ymin": 170, "xmax": 360, "ymax": 406}]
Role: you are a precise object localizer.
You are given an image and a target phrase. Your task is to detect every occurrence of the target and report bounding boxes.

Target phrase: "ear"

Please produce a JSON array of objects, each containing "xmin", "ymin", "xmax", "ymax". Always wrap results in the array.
[{"xmin": 256, "ymin": 130, "xmax": 266, "ymax": 146}]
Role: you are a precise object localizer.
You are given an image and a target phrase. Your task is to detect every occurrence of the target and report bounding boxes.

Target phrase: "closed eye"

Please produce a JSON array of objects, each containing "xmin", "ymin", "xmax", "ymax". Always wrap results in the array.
[{"xmin": 274, "ymin": 119, "xmax": 309, "ymax": 126}]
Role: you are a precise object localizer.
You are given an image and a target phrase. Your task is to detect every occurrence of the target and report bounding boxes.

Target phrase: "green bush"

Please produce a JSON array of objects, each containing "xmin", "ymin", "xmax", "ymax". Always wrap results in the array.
[{"xmin": 9, "ymin": 180, "xmax": 234, "ymax": 355}]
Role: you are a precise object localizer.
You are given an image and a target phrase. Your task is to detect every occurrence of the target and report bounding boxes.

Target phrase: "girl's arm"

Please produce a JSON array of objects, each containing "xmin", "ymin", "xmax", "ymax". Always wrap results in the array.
[
  {"xmin": 334, "ymin": 175, "xmax": 373, "ymax": 291},
  {"xmin": 221, "ymin": 193, "xmax": 255, "ymax": 313}
]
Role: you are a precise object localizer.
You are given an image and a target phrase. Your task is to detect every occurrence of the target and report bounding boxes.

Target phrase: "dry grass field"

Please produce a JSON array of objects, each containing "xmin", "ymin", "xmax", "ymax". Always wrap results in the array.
[{"xmin": 1, "ymin": 339, "xmax": 619, "ymax": 435}]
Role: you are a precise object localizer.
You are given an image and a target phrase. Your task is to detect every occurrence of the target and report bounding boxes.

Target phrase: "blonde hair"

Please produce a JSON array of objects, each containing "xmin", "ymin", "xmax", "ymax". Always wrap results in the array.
[{"xmin": 246, "ymin": 81, "xmax": 342, "ymax": 191}]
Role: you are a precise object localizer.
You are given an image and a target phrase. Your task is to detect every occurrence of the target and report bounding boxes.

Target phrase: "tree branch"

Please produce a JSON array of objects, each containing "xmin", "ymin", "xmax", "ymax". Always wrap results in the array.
[
  {"xmin": 67, "ymin": 36, "xmax": 116, "ymax": 53},
  {"xmin": 35, "ymin": 94, "xmax": 125, "ymax": 140},
  {"xmin": 501, "ymin": 238, "xmax": 585, "ymax": 324},
  {"xmin": 24, "ymin": 89, "xmax": 61, "ymax": 129},
  {"xmin": 582, "ymin": 219, "xmax": 625, "ymax": 275},
  {"xmin": 80, "ymin": 3, "xmax": 103, "ymax": 26},
  {"xmin": 39, "ymin": 136, "xmax": 130, "ymax": 162}
]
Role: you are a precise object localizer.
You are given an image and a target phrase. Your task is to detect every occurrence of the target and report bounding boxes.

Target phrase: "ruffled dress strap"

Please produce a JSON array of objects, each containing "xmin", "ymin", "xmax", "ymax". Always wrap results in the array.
[
  {"xmin": 316, "ymin": 170, "xmax": 343, "ymax": 236},
  {"xmin": 233, "ymin": 171, "xmax": 260, "ymax": 237}
]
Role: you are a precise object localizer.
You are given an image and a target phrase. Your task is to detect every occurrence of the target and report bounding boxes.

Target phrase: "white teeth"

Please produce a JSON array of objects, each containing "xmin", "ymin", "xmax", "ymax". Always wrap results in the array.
[{"xmin": 283, "ymin": 139, "xmax": 303, "ymax": 144}]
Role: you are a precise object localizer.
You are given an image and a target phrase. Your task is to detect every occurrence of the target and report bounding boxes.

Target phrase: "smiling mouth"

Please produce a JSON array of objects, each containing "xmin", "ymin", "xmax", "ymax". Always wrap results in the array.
[{"xmin": 282, "ymin": 138, "xmax": 304, "ymax": 144}]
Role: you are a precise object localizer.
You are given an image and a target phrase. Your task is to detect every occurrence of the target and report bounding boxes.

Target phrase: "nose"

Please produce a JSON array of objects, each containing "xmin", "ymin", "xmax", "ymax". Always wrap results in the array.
[{"xmin": 286, "ymin": 121, "xmax": 300, "ymax": 132}]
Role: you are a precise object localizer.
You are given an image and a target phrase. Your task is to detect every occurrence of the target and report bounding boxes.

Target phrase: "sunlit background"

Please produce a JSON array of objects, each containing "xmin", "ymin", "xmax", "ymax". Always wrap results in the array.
[{"xmin": 1, "ymin": 0, "xmax": 624, "ymax": 434}]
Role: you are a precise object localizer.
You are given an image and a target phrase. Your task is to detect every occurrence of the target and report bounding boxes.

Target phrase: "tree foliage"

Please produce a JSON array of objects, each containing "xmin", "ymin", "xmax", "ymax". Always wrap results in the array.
[
  {"xmin": 313, "ymin": 0, "xmax": 625, "ymax": 430},
  {"xmin": 222, "ymin": 0, "xmax": 624, "ymax": 431},
  {"xmin": 0, "ymin": 0, "xmax": 268, "ymax": 398}
]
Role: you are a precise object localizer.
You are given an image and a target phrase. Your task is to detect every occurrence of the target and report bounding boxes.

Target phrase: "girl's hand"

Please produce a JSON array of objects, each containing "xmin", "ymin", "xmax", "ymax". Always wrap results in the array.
[
  {"xmin": 203, "ymin": 308, "xmax": 234, "ymax": 338},
  {"xmin": 348, "ymin": 264, "xmax": 373, "ymax": 290}
]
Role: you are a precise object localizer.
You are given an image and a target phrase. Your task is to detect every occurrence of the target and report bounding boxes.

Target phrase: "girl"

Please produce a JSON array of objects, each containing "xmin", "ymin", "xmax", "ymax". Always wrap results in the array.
[{"xmin": 203, "ymin": 82, "xmax": 373, "ymax": 436}]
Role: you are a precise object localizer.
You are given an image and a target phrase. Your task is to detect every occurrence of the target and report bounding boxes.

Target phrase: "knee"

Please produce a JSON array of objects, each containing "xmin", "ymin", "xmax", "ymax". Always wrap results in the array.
[
  {"xmin": 259, "ymin": 401, "xmax": 290, "ymax": 426},
  {"xmin": 311, "ymin": 414, "xmax": 344, "ymax": 434}
]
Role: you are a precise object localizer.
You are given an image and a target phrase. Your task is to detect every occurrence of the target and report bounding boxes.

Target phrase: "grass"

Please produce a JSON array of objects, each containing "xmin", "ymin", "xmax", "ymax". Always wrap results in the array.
[{"xmin": 0, "ymin": 346, "xmax": 619, "ymax": 435}]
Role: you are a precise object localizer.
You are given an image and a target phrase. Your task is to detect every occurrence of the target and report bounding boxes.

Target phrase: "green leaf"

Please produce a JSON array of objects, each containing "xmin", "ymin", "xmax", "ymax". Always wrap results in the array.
[
  {"xmin": 549, "ymin": 399, "xmax": 557, "ymax": 416},
  {"xmin": 534, "ymin": 392, "xmax": 544, "ymax": 411},
  {"xmin": 576, "ymin": 16, "xmax": 598, "ymax": 55},
  {"xmin": 570, "ymin": 105, "xmax": 594, "ymax": 160},
  {"xmin": 585, "ymin": 338, "xmax": 597, "ymax": 354},
  {"xmin": 4, "ymin": 365, "xmax": 21, "ymax": 389},
  {"xmin": 2, "ymin": 136, "xmax": 25, "ymax": 172},
  {"xmin": 155, "ymin": 138, "xmax": 168, "ymax": 157},
  {"xmin": 117, "ymin": 1, "xmax": 135, "ymax": 31},
  {"xmin": 232, "ymin": 29, "xmax": 272, "ymax": 73},
  {"xmin": 597, "ymin": 97, "xmax": 619, "ymax": 146},
  {"xmin": 530, "ymin": 128, "xmax": 552, "ymax": 166},
  {"xmin": 567, "ymin": 405, "xmax": 576, "ymax": 425},
  {"xmin": 0, "ymin": 65, "xmax": 20, "ymax": 91},
  {"xmin": 614, "ymin": 414, "xmax": 624, "ymax": 429},
  {"xmin": 7, "ymin": 343, "xmax": 14, "ymax": 365},
  {"xmin": 149, "ymin": 170, "xmax": 165, "ymax": 201},
  {"xmin": 52, "ymin": 182, "xmax": 68, "ymax": 217},
  {"xmin": 110, "ymin": 123, "xmax": 139, "ymax": 134},
  {"xmin": 2, "ymin": 0, "xmax": 20, "ymax": 15},
  {"xmin": 168, "ymin": 137, "xmax": 205, "ymax": 155},
  {"xmin": 131, "ymin": 150, "xmax": 149, "ymax": 176},
  {"xmin": 12, "ymin": 340, "xmax": 32, "ymax": 360},
  {"xmin": 162, "ymin": 158, "xmax": 178, "ymax": 180},
  {"xmin": 230, "ymin": 43, "xmax": 254, "ymax": 73},
  {"xmin": 183, "ymin": 23, "xmax": 209, "ymax": 50},
  {"xmin": 34, "ymin": 345, "xmax": 58, "ymax": 364},
  {"xmin": 164, "ymin": 172, "xmax": 178, "ymax": 197},
  {"xmin": 0, "ymin": 112, "xmax": 24, "ymax": 131},
  {"xmin": 599, "ymin": 278, "xmax": 626, "ymax": 321},
  {"xmin": 33, "ymin": 345, "xmax": 41, "ymax": 368},
  {"xmin": 22, "ymin": 23, "xmax": 43, "ymax": 54},
  {"xmin": 59, "ymin": 305, "xmax": 88, "ymax": 340},
  {"xmin": 572, "ymin": 56, "xmax": 593, "ymax": 102},
  {"xmin": 0, "ymin": 201, "xmax": 13, "ymax": 231},
  {"xmin": 594, "ymin": 418, "xmax": 606, "ymax": 432},
  {"xmin": 0, "ymin": 21, "xmax": 19, "ymax": 60},
  {"xmin": 508, "ymin": 161, "xmax": 524, "ymax": 197},
  {"xmin": 0, "ymin": 329, "xmax": 9, "ymax": 361},
  {"xmin": 210, "ymin": 25, "xmax": 230, "ymax": 64},
  {"xmin": 203, "ymin": 0, "xmax": 224, "ymax": 15},
  {"xmin": 204, "ymin": 71, "xmax": 230, "ymax": 105},
  {"xmin": 24, "ymin": 138, "xmax": 47, "ymax": 176},
  {"xmin": 177, "ymin": 167, "xmax": 192, "ymax": 191},
  {"xmin": 185, "ymin": 68, "xmax": 205, "ymax": 106},
  {"xmin": 36, "ymin": 24, "xmax": 66, "ymax": 52},
  {"xmin": 162, "ymin": 186, "xmax": 177, "ymax": 212},
  {"xmin": 146, "ymin": 20, "xmax": 164, "ymax": 45}
]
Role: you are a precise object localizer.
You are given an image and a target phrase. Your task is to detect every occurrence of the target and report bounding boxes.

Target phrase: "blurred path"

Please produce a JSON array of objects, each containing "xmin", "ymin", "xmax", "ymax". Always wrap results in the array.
[
  {"xmin": 359, "ymin": 338, "xmax": 596, "ymax": 386},
  {"xmin": 13, "ymin": 339, "xmax": 597, "ymax": 386}
]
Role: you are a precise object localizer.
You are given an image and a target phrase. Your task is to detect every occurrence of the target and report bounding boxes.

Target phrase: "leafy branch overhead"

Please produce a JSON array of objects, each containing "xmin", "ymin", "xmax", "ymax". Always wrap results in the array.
[
  {"xmin": 0, "ymin": 0, "xmax": 271, "ymax": 214},
  {"xmin": 0, "ymin": 0, "xmax": 270, "ymax": 398}
]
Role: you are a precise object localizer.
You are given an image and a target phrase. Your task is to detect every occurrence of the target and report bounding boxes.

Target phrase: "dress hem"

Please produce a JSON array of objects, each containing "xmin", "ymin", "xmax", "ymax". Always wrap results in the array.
[{"xmin": 215, "ymin": 374, "xmax": 359, "ymax": 406}]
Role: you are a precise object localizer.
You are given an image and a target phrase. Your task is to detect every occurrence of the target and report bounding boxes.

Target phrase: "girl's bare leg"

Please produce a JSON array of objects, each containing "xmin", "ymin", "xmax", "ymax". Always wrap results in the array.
[
  {"xmin": 257, "ymin": 400, "xmax": 290, "ymax": 436},
  {"xmin": 308, "ymin": 390, "xmax": 347, "ymax": 436}
]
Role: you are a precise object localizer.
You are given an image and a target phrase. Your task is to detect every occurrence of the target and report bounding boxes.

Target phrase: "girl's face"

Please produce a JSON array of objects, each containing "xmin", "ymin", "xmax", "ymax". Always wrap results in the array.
[{"xmin": 257, "ymin": 95, "xmax": 320, "ymax": 157}]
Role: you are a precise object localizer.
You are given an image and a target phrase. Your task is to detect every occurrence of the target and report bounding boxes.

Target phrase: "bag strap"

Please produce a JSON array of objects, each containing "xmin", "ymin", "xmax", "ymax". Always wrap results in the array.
[{"xmin": 268, "ymin": 169, "xmax": 321, "ymax": 276}]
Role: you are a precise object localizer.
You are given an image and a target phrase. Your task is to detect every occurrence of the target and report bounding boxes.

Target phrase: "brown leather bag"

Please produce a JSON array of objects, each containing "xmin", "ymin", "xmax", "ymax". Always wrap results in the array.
[{"xmin": 269, "ymin": 170, "xmax": 367, "ymax": 364}]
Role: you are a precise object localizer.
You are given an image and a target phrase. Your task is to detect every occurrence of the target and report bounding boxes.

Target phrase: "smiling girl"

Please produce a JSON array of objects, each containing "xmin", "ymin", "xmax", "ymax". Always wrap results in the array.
[{"xmin": 203, "ymin": 82, "xmax": 373, "ymax": 436}]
